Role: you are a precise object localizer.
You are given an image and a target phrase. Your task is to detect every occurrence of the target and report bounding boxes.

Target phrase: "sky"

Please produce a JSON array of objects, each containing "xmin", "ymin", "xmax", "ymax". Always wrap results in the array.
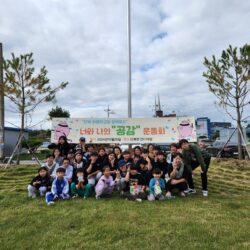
[{"xmin": 1, "ymin": 0, "xmax": 250, "ymax": 130}]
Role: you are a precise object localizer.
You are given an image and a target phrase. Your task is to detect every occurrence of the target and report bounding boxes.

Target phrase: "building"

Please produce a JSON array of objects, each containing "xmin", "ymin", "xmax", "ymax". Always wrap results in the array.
[
  {"xmin": 196, "ymin": 117, "xmax": 212, "ymax": 139},
  {"xmin": 210, "ymin": 122, "xmax": 232, "ymax": 140},
  {"xmin": 4, "ymin": 127, "xmax": 29, "ymax": 156}
]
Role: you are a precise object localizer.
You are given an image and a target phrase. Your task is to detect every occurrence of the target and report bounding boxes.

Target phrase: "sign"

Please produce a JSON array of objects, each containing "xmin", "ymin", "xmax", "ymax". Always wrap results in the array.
[
  {"xmin": 51, "ymin": 117, "xmax": 197, "ymax": 144},
  {"xmin": 196, "ymin": 117, "xmax": 211, "ymax": 139}
]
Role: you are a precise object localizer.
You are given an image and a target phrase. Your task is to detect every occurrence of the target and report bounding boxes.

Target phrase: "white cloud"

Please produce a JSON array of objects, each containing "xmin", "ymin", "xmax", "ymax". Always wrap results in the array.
[{"xmin": 1, "ymin": 0, "xmax": 250, "ymax": 129}]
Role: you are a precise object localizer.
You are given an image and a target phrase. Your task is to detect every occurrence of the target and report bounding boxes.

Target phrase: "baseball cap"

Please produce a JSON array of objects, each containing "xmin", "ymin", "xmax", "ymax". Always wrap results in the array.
[
  {"xmin": 79, "ymin": 137, "xmax": 86, "ymax": 142},
  {"xmin": 118, "ymin": 160, "xmax": 126, "ymax": 168}
]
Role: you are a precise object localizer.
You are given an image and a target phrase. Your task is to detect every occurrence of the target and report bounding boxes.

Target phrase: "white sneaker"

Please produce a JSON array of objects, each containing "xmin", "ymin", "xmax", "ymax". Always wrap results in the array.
[
  {"xmin": 184, "ymin": 188, "xmax": 196, "ymax": 194},
  {"xmin": 202, "ymin": 190, "xmax": 208, "ymax": 197},
  {"xmin": 47, "ymin": 201, "xmax": 55, "ymax": 206},
  {"xmin": 135, "ymin": 198, "xmax": 142, "ymax": 202}
]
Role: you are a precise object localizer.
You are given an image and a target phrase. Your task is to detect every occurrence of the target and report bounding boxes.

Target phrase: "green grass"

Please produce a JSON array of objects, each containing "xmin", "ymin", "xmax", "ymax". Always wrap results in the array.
[
  {"xmin": 0, "ymin": 159, "xmax": 250, "ymax": 250},
  {"xmin": 12, "ymin": 152, "xmax": 50, "ymax": 161}
]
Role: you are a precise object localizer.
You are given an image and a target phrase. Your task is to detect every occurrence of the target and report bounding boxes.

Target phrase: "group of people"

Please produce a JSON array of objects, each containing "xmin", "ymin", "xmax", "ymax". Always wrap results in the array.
[{"xmin": 27, "ymin": 136, "xmax": 211, "ymax": 205}]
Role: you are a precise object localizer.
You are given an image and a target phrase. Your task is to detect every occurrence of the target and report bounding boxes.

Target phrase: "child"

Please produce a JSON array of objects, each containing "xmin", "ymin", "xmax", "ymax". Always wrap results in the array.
[
  {"xmin": 27, "ymin": 167, "xmax": 51, "ymax": 198},
  {"xmin": 42, "ymin": 154, "xmax": 59, "ymax": 177},
  {"xmin": 71, "ymin": 168, "xmax": 91, "ymax": 199},
  {"xmin": 103, "ymin": 152, "xmax": 118, "ymax": 174},
  {"xmin": 165, "ymin": 153, "xmax": 189, "ymax": 198},
  {"xmin": 122, "ymin": 164, "xmax": 147, "ymax": 202},
  {"xmin": 52, "ymin": 158, "xmax": 73, "ymax": 182},
  {"xmin": 154, "ymin": 151, "xmax": 168, "ymax": 177},
  {"xmin": 148, "ymin": 168, "xmax": 165, "ymax": 201},
  {"xmin": 45, "ymin": 167, "xmax": 70, "ymax": 205},
  {"xmin": 122, "ymin": 150, "xmax": 134, "ymax": 165},
  {"xmin": 136, "ymin": 158, "xmax": 151, "ymax": 185},
  {"xmin": 97, "ymin": 147, "xmax": 108, "ymax": 166},
  {"xmin": 95, "ymin": 166, "xmax": 115, "ymax": 199},
  {"xmin": 67, "ymin": 149, "xmax": 75, "ymax": 166},
  {"xmin": 86, "ymin": 152, "xmax": 102, "ymax": 187},
  {"xmin": 115, "ymin": 160, "xmax": 128, "ymax": 191},
  {"xmin": 73, "ymin": 151, "xmax": 87, "ymax": 169},
  {"xmin": 53, "ymin": 148, "xmax": 64, "ymax": 166}
]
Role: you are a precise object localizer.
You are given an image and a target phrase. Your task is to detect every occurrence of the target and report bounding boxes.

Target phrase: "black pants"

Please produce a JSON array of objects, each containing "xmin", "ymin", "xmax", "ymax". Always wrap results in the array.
[
  {"xmin": 122, "ymin": 192, "xmax": 147, "ymax": 201},
  {"xmin": 187, "ymin": 157, "xmax": 211, "ymax": 191},
  {"xmin": 166, "ymin": 181, "xmax": 188, "ymax": 192}
]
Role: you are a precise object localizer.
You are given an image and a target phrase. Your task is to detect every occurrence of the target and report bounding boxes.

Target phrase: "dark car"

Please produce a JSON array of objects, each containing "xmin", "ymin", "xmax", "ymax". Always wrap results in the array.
[
  {"xmin": 207, "ymin": 140, "xmax": 248, "ymax": 158},
  {"xmin": 155, "ymin": 144, "xmax": 171, "ymax": 156}
]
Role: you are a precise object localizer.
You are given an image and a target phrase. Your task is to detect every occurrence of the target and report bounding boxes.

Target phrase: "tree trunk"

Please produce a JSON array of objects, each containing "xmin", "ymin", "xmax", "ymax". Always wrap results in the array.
[
  {"xmin": 16, "ymin": 112, "xmax": 24, "ymax": 165},
  {"xmin": 16, "ymin": 82, "xmax": 25, "ymax": 165},
  {"xmin": 236, "ymin": 105, "xmax": 243, "ymax": 159}
]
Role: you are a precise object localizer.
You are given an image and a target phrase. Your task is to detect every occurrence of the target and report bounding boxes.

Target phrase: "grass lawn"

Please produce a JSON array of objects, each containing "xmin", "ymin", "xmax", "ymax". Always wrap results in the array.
[{"xmin": 0, "ymin": 159, "xmax": 250, "ymax": 250}]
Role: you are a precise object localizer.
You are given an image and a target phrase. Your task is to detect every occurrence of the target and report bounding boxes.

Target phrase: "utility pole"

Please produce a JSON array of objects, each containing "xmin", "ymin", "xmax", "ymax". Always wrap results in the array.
[
  {"xmin": 104, "ymin": 105, "xmax": 115, "ymax": 118},
  {"xmin": 127, "ymin": 0, "xmax": 132, "ymax": 118},
  {"xmin": 0, "ymin": 43, "xmax": 5, "ymax": 160}
]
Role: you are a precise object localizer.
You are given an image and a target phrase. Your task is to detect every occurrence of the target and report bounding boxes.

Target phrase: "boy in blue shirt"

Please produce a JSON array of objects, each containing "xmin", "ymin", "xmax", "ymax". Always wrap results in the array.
[
  {"xmin": 148, "ymin": 168, "xmax": 165, "ymax": 201},
  {"xmin": 45, "ymin": 167, "xmax": 70, "ymax": 205}
]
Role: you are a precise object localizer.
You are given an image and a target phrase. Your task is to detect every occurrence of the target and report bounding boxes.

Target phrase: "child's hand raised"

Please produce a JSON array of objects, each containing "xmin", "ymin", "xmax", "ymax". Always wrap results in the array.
[{"xmin": 116, "ymin": 169, "xmax": 120, "ymax": 175}]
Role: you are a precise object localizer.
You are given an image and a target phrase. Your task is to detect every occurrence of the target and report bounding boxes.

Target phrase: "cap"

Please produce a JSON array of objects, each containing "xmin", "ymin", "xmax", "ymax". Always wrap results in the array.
[
  {"xmin": 118, "ymin": 159, "xmax": 126, "ymax": 168},
  {"xmin": 68, "ymin": 149, "xmax": 74, "ymax": 154},
  {"xmin": 79, "ymin": 137, "xmax": 86, "ymax": 142}
]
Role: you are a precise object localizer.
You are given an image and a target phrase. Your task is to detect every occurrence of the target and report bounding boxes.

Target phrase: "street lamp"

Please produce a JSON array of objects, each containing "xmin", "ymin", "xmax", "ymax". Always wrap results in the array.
[{"xmin": 127, "ymin": 0, "xmax": 132, "ymax": 118}]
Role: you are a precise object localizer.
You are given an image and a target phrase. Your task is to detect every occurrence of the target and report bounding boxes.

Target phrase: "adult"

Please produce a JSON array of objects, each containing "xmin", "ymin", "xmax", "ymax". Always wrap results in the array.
[
  {"xmin": 113, "ymin": 146, "xmax": 123, "ymax": 161},
  {"xmin": 166, "ymin": 143, "xmax": 179, "ymax": 166},
  {"xmin": 165, "ymin": 153, "xmax": 189, "ymax": 198},
  {"xmin": 179, "ymin": 139, "xmax": 211, "ymax": 197},
  {"xmin": 75, "ymin": 137, "xmax": 87, "ymax": 154}
]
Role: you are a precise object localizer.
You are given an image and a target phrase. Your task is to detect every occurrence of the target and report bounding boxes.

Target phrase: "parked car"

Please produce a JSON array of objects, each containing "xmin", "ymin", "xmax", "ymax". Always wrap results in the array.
[
  {"xmin": 155, "ymin": 144, "xmax": 171, "ymax": 156},
  {"xmin": 36, "ymin": 141, "xmax": 51, "ymax": 152},
  {"xmin": 207, "ymin": 140, "xmax": 248, "ymax": 158},
  {"xmin": 197, "ymin": 138, "xmax": 213, "ymax": 148}
]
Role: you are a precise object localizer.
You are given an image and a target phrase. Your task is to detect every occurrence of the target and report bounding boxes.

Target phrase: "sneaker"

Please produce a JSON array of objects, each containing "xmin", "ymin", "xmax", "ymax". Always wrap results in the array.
[
  {"xmin": 72, "ymin": 194, "xmax": 78, "ymax": 199},
  {"xmin": 96, "ymin": 195, "xmax": 101, "ymax": 200},
  {"xmin": 158, "ymin": 195, "xmax": 165, "ymax": 201},
  {"xmin": 202, "ymin": 190, "xmax": 208, "ymax": 197},
  {"xmin": 47, "ymin": 201, "xmax": 55, "ymax": 206},
  {"xmin": 31, "ymin": 195, "xmax": 36, "ymax": 199},
  {"xmin": 83, "ymin": 196, "xmax": 87, "ymax": 199},
  {"xmin": 147, "ymin": 194, "xmax": 155, "ymax": 201},
  {"xmin": 135, "ymin": 198, "xmax": 142, "ymax": 202},
  {"xmin": 184, "ymin": 188, "xmax": 196, "ymax": 194}
]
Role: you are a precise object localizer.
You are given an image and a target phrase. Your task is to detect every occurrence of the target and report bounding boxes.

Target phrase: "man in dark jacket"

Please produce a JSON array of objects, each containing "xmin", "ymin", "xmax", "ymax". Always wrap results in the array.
[{"xmin": 179, "ymin": 139, "xmax": 211, "ymax": 197}]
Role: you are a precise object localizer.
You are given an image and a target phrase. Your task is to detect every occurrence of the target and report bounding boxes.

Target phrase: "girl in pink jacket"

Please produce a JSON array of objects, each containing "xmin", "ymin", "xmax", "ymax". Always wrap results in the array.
[{"xmin": 95, "ymin": 166, "xmax": 115, "ymax": 199}]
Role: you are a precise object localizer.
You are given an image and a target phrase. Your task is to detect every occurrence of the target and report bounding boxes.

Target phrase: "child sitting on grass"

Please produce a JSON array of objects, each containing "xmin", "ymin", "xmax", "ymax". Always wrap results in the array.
[
  {"xmin": 45, "ymin": 167, "xmax": 70, "ymax": 205},
  {"xmin": 27, "ymin": 167, "xmax": 51, "ymax": 198},
  {"xmin": 148, "ymin": 168, "xmax": 165, "ymax": 201},
  {"xmin": 71, "ymin": 168, "xmax": 91, "ymax": 199},
  {"xmin": 95, "ymin": 166, "xmax": 115, "ymax": 199},
  {"xmin": 122, "ymin": 164, "xmax": 147, "ymax": 202}
]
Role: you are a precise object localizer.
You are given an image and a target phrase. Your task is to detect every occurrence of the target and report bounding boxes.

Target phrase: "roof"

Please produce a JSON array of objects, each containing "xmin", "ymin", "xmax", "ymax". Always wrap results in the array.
[{"xmin": 4, "ymin": 127, "xmax": 31, "ymax": 133}]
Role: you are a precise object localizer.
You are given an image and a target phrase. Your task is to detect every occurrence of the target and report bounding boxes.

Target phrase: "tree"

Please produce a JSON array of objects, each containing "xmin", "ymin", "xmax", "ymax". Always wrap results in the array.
[
  {"xmin": 48, "ymin": 106, "xmax": 70, "ymax": 120},
  {"xmin": 203, "ymin": 44, "xmax": 250, "ymax": 159},
  {"xmin": 3, "ymin": 52, "xmax": 68, "ymax": 164}
]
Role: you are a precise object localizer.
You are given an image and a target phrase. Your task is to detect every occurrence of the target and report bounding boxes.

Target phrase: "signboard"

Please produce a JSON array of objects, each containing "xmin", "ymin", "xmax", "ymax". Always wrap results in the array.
[
  {"xmin": 196, "ymin": 117, "xmax": 211, "ymax": 139},
  {"xmin": 51, "ymin": 117, "xmax": 197, "ymax": 144}
]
